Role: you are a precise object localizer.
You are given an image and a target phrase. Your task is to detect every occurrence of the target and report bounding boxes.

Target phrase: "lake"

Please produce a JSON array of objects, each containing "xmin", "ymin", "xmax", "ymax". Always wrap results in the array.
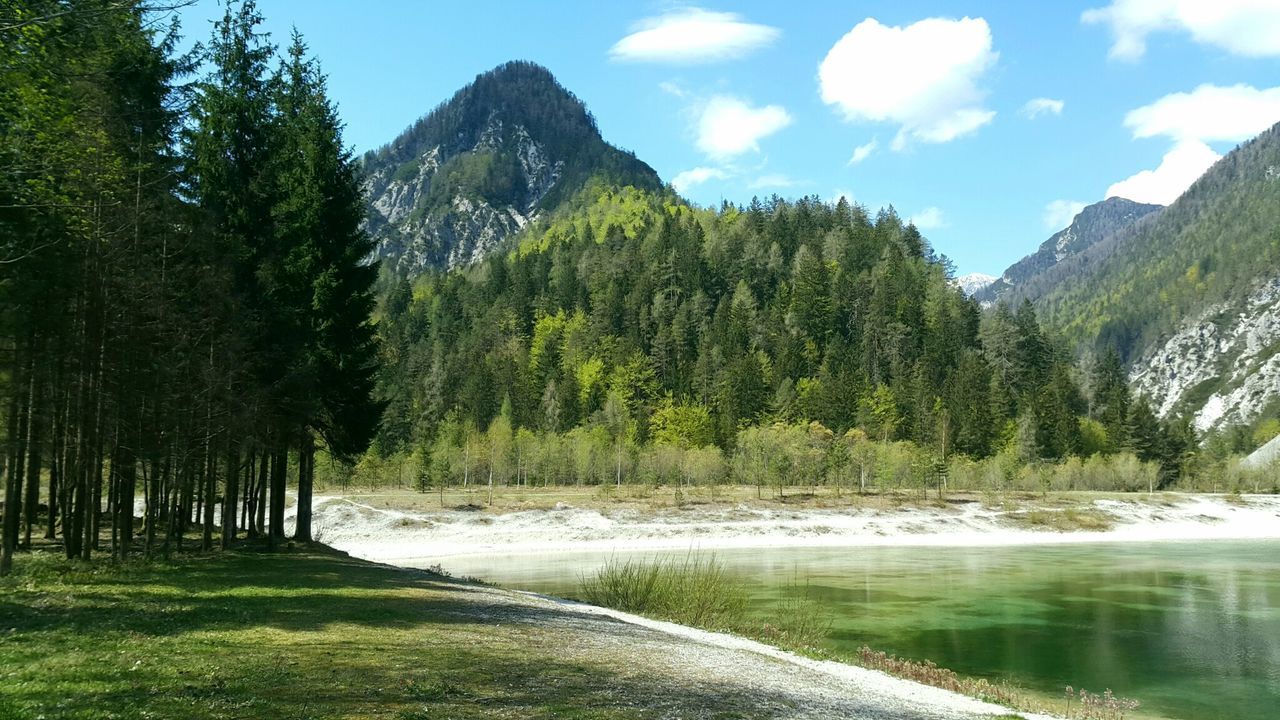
[{"xmin": 412, "ymin": 540, "xmax": 1280, "ymax": 720}]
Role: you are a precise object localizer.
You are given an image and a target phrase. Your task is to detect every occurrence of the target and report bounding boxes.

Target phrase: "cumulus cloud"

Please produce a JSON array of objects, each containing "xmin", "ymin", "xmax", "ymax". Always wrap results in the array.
[
  {"xmin": 1021, "ymin": 97, "xmax": 1065, "ymax": 119},
  {"xmin": 909, "ymin": 207, "xmax": 946, "ymax": 230},
  {"xmin": 610, "ymin": 8, "xmax": 780, "ymax": 63},
  {"xmin": 672, "ymin": 166, "xmax": 729, "ymax": 193},
  {"xmin": 1083, "ymin": 0, "xmax": 1280, "ymax": 60},
  {"xmin": 1105, "ymin": 140, "xmax": 1220, "ymax": 205},
  {"xmin": 1124, "ymin": 84, "xmax": 1280, "ymax": 142},
  {"xmin": 748, "ymin": 174, "xmax": 799, "ymax": 190},
  {"xmin": 819, "ymin": 17, "xmax": 998, "ymax": 148},
  {"xmin": 1103, "ymin": 84, "xmax": 1278, "ymax": 207},
  {"xmin": 1043, "ymin": 199, "xmax": 1087, "ymax": 229},
  {"xmin": 696, "ymin": 96, "xmax": 792, "ymax": 160},
  {"xmin": 848, "ymin": 139, "xmax": 878, "ymax": 165}
]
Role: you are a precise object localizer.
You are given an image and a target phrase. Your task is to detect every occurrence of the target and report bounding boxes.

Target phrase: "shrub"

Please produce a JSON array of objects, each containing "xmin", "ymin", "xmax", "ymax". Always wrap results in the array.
[{"xmin": 580, "ymin": 555, "xmax": 747, "ymax": 628}]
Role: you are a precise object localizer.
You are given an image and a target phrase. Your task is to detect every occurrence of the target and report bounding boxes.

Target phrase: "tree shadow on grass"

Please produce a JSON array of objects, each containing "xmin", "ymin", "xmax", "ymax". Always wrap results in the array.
[{"xmin": 0, "ymin": 547, "xmax": 625, "ymax": 638}]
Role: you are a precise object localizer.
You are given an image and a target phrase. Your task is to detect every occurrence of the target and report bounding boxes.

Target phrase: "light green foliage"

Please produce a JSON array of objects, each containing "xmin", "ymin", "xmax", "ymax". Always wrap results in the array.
[
  {"xmin": 1253, "ymin": 418, "xmax": 1280, "ymax": 447},
  {"xmin": 650, "ymin": 397, "xmax": 716, "ymax": 449}
]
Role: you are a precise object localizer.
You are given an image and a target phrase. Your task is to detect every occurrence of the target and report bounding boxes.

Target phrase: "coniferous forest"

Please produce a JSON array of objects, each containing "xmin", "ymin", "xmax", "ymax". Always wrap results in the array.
[
  {"xmin": 371, "ymin": 185, "xmax": 1207, "ymax": 499},
  {"xmin": 0, "ymin": 1, "xmax": 380, "ymax": 573}
]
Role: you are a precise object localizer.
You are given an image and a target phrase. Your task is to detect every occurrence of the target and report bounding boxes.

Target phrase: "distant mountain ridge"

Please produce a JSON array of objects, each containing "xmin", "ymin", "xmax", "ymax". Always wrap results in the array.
[
  {"xmin": 361, "ymin": 61, "xmax": 662, "ymax": 274},
  {"xmin": 977, "ymin": 197, "xmax": 1162, "ymax": 305}
]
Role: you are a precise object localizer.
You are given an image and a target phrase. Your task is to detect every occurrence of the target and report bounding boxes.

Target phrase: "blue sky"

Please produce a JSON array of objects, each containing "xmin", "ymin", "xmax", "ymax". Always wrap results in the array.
[{"xmin": 173, "ymin": 1, "xmax": 1280, "ymax": 276}]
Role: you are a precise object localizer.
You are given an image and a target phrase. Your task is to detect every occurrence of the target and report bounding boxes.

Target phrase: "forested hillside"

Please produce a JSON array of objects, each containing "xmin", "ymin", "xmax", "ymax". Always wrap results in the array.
[
  {"xmin": 1032, "ymin": 125, "xmax": 1280, "ymax": 358},
  {"xmin": 1024, "ymin": 123, "xmax": 1280, "ymax": 438},
  {"xmin": 0, "ymin": 0, "xmax": 380, "ymax": 573},
  {"xmin": 361, "ymin": 62, "xmax": 662, "ymax": 274},
  {"xmin": 373, "ymin": 186, "xmax": 1198, "ymax": 491}
]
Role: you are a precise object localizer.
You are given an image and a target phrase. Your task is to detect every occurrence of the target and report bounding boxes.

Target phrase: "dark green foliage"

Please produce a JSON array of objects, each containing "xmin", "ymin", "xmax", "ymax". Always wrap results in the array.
[{"xmin": 0, "ymin": 0, "xmax": 381, "ymax": 571}]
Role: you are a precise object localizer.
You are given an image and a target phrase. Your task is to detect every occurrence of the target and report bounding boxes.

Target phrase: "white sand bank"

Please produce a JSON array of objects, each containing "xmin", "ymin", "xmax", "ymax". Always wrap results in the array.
[{"xmin": 311, "ymin": 493, "xmax": 1280, "ymax": 563}]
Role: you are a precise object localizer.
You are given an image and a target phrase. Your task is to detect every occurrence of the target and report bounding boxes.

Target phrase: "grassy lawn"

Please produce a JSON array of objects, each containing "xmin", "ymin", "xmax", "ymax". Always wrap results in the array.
[{"xmin": 0, "ymin": 545, "xmax": 730, "ymax": 720}]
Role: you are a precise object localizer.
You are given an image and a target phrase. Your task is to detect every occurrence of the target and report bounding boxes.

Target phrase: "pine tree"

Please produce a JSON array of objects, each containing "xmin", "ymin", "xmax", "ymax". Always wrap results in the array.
[{"xmin": 1090, "ymin": 348, "xmax": 1131, "ymax": 451}]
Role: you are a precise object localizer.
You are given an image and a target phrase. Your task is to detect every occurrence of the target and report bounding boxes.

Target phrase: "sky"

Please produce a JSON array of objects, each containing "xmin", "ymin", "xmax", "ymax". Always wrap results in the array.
[{"xmin": 172, "ymin": 1, "xmax": 1280, "ymax": 276}]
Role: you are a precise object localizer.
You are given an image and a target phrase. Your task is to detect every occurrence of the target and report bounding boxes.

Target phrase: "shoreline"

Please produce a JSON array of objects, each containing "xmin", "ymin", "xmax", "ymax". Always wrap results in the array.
[
  {"xmin": 309, "ymin": 491, "xmax": 1280, "ymax": 563},
  {"xmin": 519, "ymin": 590, "xmax": 1064, "ymax": 720}
]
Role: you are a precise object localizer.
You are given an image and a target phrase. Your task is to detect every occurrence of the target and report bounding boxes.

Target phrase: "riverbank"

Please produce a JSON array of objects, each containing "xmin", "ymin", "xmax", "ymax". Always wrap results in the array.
[
  {"xmin": 305, "ymin": 487, "xmax": 1280, "ymax": 562},
  {"xmin": 0, "ymin": 545, "xmax": 1054, "ymax": 720}
]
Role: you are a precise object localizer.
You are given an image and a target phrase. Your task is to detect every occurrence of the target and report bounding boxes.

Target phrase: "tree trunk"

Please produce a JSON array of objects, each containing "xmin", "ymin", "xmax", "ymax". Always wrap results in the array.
[
  {"xmin": 0, "ymin": 443, "xmax": 14, "ymax": 576},
  {"xmin": 241, "ymin": 450, "xmax": 255, "ymax": 538},
  {"xmin": 255, "ymin": 450, "xmax": 267, "ymax": 539},
  {"xmin": 22, "ymin": 367, "xmax": 43, "ymax": 550},
  {"xmin": 294, "ymin": 431, "xmax": 314, "ymax": 542},
  {"xmin": 268, "ymin": 444, "xmax": 287, "ymax": 548},
  {"xmin": 201, "ymin": 441, "xmax": 216, "ymax": 552},
  {"xmin": 115, "ymin": 441, "xmax": 136, "ymax": 560},
  {"xmin": 222, "ymin": 441, "xmax": 240, "ymax": 549}
]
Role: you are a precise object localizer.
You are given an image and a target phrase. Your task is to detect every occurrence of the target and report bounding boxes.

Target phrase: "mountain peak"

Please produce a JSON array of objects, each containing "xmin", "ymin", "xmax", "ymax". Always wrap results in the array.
[
  {"xmin": 954, "ymin": 272, "xmax": 997, "ymax": 295},
  {"xmin": 977, "ymin": 196, "xmax": 1162, "ymax": 304},
  {"xmin": 362, "ymin": 61, "xmax": 661, "ymax": 274}
]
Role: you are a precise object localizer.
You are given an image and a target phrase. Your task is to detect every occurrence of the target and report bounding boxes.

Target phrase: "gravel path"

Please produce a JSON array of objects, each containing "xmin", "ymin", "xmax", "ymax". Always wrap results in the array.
[{"xmin": 436, "ymin": 577, "xmax": 1055, "ymax": 720}]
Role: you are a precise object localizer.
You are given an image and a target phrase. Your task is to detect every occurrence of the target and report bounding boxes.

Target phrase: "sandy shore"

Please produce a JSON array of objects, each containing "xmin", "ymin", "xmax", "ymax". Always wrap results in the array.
[{"xmin": 308, "ymin": 492, "xmax": 1280, "ymax": 563}]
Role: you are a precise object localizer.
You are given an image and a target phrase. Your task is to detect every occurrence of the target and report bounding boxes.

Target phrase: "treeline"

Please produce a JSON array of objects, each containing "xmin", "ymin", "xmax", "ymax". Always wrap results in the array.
[
  {"xmin": 374, "ymin": 188, "xmax": 1200, "ymax": 491},
  {"xmin": 344, "ymin": 421, "xmax": 1273, "ymax": 497},
  {"xmin": 0, "ymin": 0, "xmax": 380, "ymax": 574}
]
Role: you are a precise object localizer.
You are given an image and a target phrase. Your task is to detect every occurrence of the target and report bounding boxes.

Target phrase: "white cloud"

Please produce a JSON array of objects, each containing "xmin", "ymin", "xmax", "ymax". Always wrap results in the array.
[
  {"xmin": 1021, "ymin": 97, "xmax": 1065, "ymax": 119},
  {"xmin": 1124, "ymin": 84, "xmax": 1280, "ymax": 143},
  {"xmin": 819, "ymin": 17, "xmax": 998, "ymax": 148},
  {"xmin": 610, "ymin": 8, "xmax": 780, "ymax": 64},
  {"xmin": 848, "ymin": 139, "xmax": 878, "ymax": 165},
  {"xmin": 910, "ymin": 206, "xmax": 946, "ymax": 230},
  {"xmin": 1083, "ymin": 0, "xmax": 1280, "ymax": 60},
  {"xmin": 1043, "ymin": 199, "xmax": 1087, "ymax": 229},
  {"xmin": 658, "ymin": 81, "xmax": 688, "ymax": 98},
  {"xmin": 671, "ymin": 166, "xmax": 729, "ymax": 193},
  {"xmin": 696, "ymin": 96, "xmax": 792, "ymax": 160},
  {"xmin": 748, "ymin": 174, "xmax": 799, "ymax": 189},
  {"xmin": 1105, "ymin": 140, "xmax": 1220, "ymax": 205}
]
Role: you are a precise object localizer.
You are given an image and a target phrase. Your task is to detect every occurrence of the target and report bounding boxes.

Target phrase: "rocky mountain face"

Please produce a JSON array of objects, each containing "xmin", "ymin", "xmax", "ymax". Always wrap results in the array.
[
  {"xmin": 361, "ymin": 61, "xmax": 662, "ymax": 274},
  {"xmin": 1130, "ymin": 277, "xmax": 1280, "ymax": 432},
  {"xmin": 1031, "ymin": 122, "xmax": 1280, "ymax": 435},
  {"xmin": 976, "ymin": 197, "xmax": 1162, "ymax": 305}
]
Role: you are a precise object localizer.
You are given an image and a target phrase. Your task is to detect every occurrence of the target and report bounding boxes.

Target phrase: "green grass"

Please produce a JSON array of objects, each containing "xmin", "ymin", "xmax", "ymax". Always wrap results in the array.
[
  {"xmin": 579, "ymin": 555, "xmax": 747, "ymax": 629},
  {"xmin": 0, "ymin": 546, "xmax": 727, "ymax": 720},
  {"xmin": 578, "ymin": 556, "xmax": 831, "ymax": 653}
]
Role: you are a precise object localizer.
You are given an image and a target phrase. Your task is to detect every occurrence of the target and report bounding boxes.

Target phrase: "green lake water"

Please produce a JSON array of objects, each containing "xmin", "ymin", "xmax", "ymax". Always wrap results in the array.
[{"xmin": 416, "ymin": 540, "xmax": 1280, "ymax": 720}]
